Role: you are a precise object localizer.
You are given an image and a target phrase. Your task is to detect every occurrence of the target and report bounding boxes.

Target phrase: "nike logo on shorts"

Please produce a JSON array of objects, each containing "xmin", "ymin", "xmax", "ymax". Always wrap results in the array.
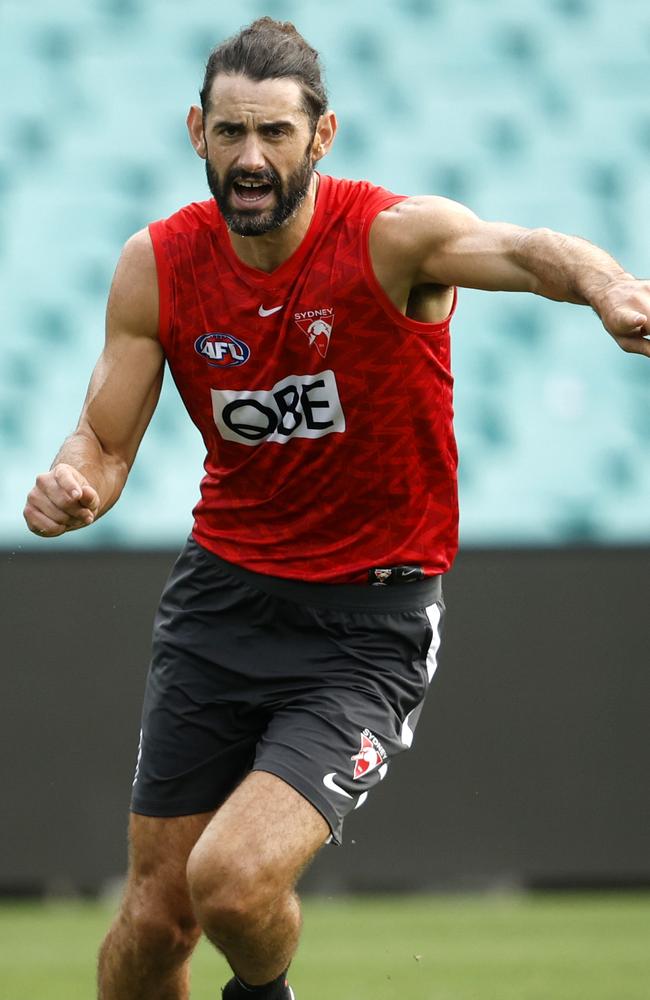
[
  {"xmin": 258, "ymin": 304, "xmax": 284, "ymax": 317},
  {"xmin": 323, "ymin": 772, "xmax": 353, "ymax": 799}
]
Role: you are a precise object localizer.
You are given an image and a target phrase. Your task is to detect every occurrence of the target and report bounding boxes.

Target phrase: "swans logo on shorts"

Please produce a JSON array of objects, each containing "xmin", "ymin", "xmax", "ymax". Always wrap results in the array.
[
  {"xmin": 195, "ymin": 333, "xmax": 250, "ymax": 367},
  {"xmin": 351, "ymin": 729, "xmax": 387, "ymax": 780}
]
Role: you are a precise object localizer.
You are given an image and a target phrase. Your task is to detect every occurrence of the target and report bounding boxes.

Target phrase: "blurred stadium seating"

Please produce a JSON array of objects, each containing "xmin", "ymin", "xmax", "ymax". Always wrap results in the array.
[{"xmin": 2, "ymin": 0, "xmax": 649, "ymax": 547}]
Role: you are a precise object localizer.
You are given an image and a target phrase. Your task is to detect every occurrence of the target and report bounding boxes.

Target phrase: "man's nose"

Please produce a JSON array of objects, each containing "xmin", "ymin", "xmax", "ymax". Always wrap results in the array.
[{"xmin": 236, "ymin": 133, "xmax": 266, "ymax": 173}]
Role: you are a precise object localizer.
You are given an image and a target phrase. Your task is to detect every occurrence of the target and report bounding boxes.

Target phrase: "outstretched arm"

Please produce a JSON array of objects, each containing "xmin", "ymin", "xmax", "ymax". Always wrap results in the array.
[
  {"xmin": 23, "ymin": 229, "xmax": 164, "ymax": 537},
  {"xmin": 380, "ymin": 196, "xmax": 650, "ymax": 357}
]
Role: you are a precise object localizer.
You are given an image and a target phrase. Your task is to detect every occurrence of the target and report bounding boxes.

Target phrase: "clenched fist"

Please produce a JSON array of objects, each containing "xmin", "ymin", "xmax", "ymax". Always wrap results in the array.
[
  {"xmin": 24, "ymin": 463, "xmax": 100, "ymax": 537},
  {"xmin": 594, "ymin": 277, "xmax": 650, "ymax": 357}
]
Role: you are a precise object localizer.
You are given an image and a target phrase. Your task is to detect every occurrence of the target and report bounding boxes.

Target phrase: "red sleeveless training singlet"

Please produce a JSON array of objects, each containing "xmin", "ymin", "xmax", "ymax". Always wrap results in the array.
[{"xmin": 148, "ymin": 174, "xmax": 459, "ymax": 583}]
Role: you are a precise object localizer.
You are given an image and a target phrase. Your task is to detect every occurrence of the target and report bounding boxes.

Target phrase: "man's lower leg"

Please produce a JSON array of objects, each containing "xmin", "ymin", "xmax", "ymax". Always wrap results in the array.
[
  {"xmin": 97, "ymin": 904, "xmax": 198, "ymax": 1000},
  {"xmin": 186, "ymin": 772, "xmax": 328, "ymax": 998},
  {"xmin": 200, "ymin": 886, "xmax": 301, "ymax": 993}
]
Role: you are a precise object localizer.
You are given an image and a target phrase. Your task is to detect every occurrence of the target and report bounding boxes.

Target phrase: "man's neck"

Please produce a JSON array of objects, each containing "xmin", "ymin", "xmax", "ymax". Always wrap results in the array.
[{"xmin": 227, "ymin": 173, "xmax": 319, "ymax": 273}]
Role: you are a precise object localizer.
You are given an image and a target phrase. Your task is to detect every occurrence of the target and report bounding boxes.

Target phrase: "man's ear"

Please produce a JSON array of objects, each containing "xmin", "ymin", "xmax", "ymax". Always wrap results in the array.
[
  {"xmin": 187, "ymin": 105, "xmax": 207, "ymax": 159},
  {"xmin": 312, "ymin": 110, "xmax": 337, "ymax": 163}
]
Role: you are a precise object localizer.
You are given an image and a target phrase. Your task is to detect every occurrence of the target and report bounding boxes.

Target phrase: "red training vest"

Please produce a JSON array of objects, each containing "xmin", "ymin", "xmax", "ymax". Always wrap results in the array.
[{"xmin": 148, "ymin": 174, "xmax": 459, "ymax": 583}]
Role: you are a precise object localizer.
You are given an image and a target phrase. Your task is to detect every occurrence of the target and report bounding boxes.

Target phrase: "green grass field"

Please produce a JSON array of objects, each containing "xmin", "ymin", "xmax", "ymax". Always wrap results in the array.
[{"xmin": 1, "ymin": 893, "xmax": 649, "ymax": 1000}]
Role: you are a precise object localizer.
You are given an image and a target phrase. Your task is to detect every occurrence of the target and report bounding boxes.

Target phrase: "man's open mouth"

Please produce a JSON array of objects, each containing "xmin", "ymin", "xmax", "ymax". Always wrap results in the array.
[{"xmin": 232, "ymin": 179, "xmax": 274, "ymax": 204}]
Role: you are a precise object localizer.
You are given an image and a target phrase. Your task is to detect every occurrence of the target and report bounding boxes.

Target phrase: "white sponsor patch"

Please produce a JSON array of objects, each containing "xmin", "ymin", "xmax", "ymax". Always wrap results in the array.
[{"xmin": 211, "ymin": 370, "xmax": 346, "ymax": 446}]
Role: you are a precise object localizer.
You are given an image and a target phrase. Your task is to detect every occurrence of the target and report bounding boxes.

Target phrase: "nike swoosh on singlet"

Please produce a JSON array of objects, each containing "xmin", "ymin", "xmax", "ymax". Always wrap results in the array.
[
  {"xmin": 323, "ymin": 772, "xmax": 353, "ymax": 799},
  {"xmin": 258, "ymin": 304, "xmax": 284, "ymax": 317}
]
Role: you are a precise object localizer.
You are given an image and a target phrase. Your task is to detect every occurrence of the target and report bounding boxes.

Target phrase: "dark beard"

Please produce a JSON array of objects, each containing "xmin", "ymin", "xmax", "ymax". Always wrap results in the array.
[{"xmin": 205, "ymin": 146, "xmax": 314, "ymax": 236}]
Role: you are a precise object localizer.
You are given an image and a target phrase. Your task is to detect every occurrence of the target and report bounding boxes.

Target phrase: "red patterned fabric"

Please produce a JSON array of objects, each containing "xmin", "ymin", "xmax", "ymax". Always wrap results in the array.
[{"xmin": 148, "ymin": 174, "xmax": 458, "ymax": 583}]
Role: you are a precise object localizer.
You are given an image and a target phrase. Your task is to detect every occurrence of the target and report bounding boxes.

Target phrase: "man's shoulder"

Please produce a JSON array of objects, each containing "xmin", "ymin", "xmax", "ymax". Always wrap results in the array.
[
  {"xmin": 324, "ymin": 173, "xmax": 403, "ymax": 214},
  {"xmin": 150, "ymin": 198, "xmax": 217, "ymax": 237},
  {"xmin": 370, "ymin": 195, "xmax": 477, "ymax": 252},
  {"xmin": 323, "ymin": 179, "xmax": 473, "ymax": 238},
  {"xmin": 367, "ymin": 195, "xmax": 476, "ymax": 293},
  {"xmin": 375, "ymin": 194, "xmax": 477, "ymax": 229}
]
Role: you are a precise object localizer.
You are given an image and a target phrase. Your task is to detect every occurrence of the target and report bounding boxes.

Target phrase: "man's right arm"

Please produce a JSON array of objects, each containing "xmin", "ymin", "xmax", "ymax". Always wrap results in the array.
[{"xmin": 23, "ymin": 228, "xmax": 164, "ymax": 537}]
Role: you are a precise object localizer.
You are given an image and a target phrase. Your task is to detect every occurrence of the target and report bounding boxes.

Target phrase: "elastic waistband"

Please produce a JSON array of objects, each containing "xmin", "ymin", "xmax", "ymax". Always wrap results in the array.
[{"xmin": 189, "ymin": 539, "xmax": 442, "ymax": 611}]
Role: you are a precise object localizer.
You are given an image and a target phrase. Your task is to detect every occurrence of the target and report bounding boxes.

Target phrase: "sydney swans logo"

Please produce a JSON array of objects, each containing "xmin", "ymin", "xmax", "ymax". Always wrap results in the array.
[{"xmin": 294, "ymin": 308, "xmax": 335, "ymax": 358}]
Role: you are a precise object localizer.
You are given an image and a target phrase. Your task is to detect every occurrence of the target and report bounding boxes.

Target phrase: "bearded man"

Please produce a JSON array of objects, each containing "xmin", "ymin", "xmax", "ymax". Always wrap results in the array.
[{"xmin": 24, "ymin": 17, "xmax": 649, "ymax": 1000}]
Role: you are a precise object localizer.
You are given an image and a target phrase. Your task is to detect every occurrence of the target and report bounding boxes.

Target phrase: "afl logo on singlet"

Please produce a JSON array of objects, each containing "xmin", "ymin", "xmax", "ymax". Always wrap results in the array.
[{"xmin": 194, "ymin": 333, "xmax": 250, "ymax": 368}]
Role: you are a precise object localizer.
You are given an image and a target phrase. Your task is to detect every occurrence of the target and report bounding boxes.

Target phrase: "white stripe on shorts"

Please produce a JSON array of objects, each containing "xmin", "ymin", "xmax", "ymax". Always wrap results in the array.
[
  {"xmin": 425, "ymin": 603, "xmax": 442, "ymax": 682},
  {"xmin": 400, "ymin": 602, "xmax": 443, "ymax": 747}
]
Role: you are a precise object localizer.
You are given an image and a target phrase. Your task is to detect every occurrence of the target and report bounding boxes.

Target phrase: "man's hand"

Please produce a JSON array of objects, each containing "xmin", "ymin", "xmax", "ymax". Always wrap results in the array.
[
  {"xmin": 23, "ymin": 463, "xmax": 100, "ymax": 537},
  {"xmin": 590, "ymin": 277, "xmax": 650, "ymax": 357}
]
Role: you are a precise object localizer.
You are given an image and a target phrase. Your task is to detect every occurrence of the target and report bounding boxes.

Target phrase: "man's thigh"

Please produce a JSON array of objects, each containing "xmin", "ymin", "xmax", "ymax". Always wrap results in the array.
[
  {"xmin": 190, "ymin": 771, "xmax": 329, "ymax": 893},
  {"xmin": 130, "ymin": 541, "xmax": 272, "ymax": 818},
  {"xmin": 253, "ymin": 600, "xmax": 444, "ymax": 845}
]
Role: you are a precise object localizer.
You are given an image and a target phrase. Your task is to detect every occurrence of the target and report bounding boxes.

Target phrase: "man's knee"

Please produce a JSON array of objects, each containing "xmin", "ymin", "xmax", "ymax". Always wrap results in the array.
[
  {"xmin": 116, "ymin": 877, "xmax": 202, "ymax": 963},
  {"xmin": 185, "ymin": 773, "xmax": 328, "ymax": 943},
  {"xmin": 186, "ymin": 840, "xmax": 281, "ymax": 942},
  {"xmin": 109, "ymin": 812, "xmax": 212, "ymax": 959}
]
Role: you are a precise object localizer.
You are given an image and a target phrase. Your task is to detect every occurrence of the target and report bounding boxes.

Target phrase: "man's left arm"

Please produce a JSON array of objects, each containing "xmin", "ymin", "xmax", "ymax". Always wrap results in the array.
[{"xmin": 397, "ymin": 196, "xmax": 650, "ymax": 358}]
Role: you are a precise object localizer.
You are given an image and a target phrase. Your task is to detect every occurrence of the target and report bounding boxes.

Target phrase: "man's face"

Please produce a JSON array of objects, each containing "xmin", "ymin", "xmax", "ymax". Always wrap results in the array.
[{"xmin": 201, "ymin": 74, "xmax": 317, "ymax": 236}]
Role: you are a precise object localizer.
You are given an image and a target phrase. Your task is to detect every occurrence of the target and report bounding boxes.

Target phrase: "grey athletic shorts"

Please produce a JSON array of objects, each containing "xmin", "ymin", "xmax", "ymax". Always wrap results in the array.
[{"xmin": 130, "ymin": 537, "xmax": 445, "ymax": 844}]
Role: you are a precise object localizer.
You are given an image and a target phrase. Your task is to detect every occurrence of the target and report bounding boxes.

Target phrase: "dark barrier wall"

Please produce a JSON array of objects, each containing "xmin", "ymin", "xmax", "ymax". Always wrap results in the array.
[{"xmin": 2, "ymin": 547, "xmax": 648, "ymax": 894}]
